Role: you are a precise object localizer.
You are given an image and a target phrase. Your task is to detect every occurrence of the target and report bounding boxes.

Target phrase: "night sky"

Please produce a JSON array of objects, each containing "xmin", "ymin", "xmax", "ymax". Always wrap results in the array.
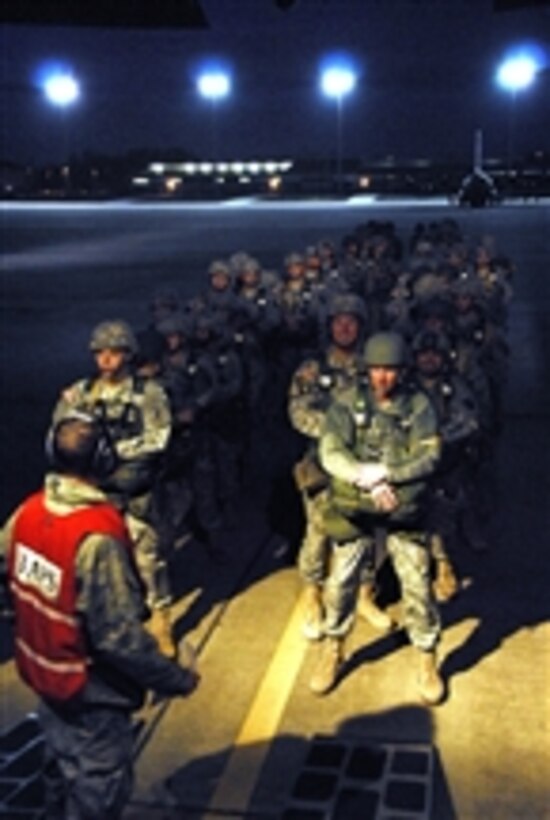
[{"xmin": 1, "ymin": 0, "xmax": 549, "ymax": 166}]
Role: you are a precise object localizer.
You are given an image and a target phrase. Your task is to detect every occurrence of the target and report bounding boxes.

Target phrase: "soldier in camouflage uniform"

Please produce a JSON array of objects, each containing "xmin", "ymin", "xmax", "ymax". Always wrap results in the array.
[
  {"xmin": 188, "ymin": 312, "xmax": 245, "ymax": 552},
  {"xmin": 155, "ymin": 312, "xmax": 217, "ymax": 554},
  {"xmin": 274, "ymin": 252, "xmax": 319, "ymax": 409},
  {"xmin": 315, "ymin": 332, "xmax": 444, "ymax": 704},
  {"xmin": 191, "ymin": 259, "xmax": 242, "ymax": 331},
  {"xmin": 289, "ymin": 294, "xmax": 394, "ymax": 641},
  {"xmin": 233, "ymin": 255, "xmax": 281, "ymax": 426},
  {"xmin": 410, "ymin": 329, "xmax": 480, "ymax": 601},
  {"xmin": 52, "ymin": 319, "xmax": 176, "ymax": 657}
]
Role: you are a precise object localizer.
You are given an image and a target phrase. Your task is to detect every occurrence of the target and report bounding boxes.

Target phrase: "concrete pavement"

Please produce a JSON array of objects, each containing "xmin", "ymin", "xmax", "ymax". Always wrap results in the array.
[{"xmin": 119, "ymin": 413, "xmax": 550, "ymax": 820}]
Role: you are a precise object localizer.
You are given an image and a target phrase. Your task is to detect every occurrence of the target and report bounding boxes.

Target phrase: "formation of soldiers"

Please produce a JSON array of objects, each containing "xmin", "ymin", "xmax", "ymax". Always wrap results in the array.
[{"xmin": 51, "ymin": 216, "xmax": 513, "ymax": 701}]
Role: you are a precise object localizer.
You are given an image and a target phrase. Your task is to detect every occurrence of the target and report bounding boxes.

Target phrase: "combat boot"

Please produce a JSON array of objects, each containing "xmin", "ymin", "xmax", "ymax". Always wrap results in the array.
[
  {"xmin": 301, "ymin": 583, "xmax": 324, "ymax": 641},
  {"xmin": 147, "ymin": 607, "xmax": 177, "ymax": 659},
  {"xmin": 309, "ymin": 636, "xmax": 344, "ymax": 696},
  {"xmin": 433, "ymin": 559, "xmax": 459, "ymax": 603},
  {"xmin": 356, "ymin": 583, "xmax": 394, "ymax": 632},
  {"xmin": 416, "ymin": 649, "xmax": 445, "ymax": 706}
]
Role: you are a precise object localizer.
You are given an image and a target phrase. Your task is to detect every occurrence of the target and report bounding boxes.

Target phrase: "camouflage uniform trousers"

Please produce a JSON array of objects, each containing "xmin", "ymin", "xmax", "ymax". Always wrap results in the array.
[
  {"xmin": 125, "ymin": 493, "xmax": 172, "ymax": 611},
  {"xmin": 39, "ymin": 699, "xmax": 134, "ymax": 820},
  {"xmin": 324, "ymin": 529, "xmax": 440, "ymax": 651},
  {"xmin": 427, "ymin": 486, "xmax": 462, "ymax": 563},
  {"xmin": 192, "ymin": 430, "xmax": 242, "ymax": 534},
  {"xmin": 387, "ymin": 530, "xmax": 441, "ymax": 650},
  {"xmin": 298, "ymin": 488, "xmax": 375, "ymax": 589}
]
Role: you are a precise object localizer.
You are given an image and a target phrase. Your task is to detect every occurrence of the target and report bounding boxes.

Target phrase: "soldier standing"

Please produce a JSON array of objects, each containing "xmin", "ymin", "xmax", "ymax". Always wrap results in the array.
[
  {"xmin": 316, "ymin": 331, "xmax": 444, "ymax": 704},
  {"xmin": 52, "ymin": 320, "xmax": 176, "ymax": 657},
  {"xmin": 155, "ymin": 313, "xmax": 218, "ymax": 553},
  {"xmin": 0, "ymin": 414, "xmax": 198, "ymax": 818},
  {"xmin": 289, "ymin": 294, "xmax": 393, "ymax": 641},
  {"xmin": 411, "ymin": 329, "xmax": 480, "ymax": 601}
]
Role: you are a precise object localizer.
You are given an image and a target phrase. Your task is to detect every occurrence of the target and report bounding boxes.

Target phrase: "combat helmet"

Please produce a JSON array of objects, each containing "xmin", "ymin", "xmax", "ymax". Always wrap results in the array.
[
  {"xmin": 364, "ymin": 331, "xmax": 406, "ymax": 367},
  {"xmin": 89, "ymin": 319, "xmax": 138, "ymax": 354},
  {"xmin": 284, "ymin": 252, "xmax": 305, "ymax": 269},
  {"xmin": 327, "ymin": 293, "xmax": 368, "ymax": 323},
  {"xmin": 411, "ymin": 329, "xmax": 452, "ymax": 357},
  {"xmin": 208, "ymin": 259, "xmax": 232, "ymax": 280},
  {"xmin": 156, "ymin": 312, "xmax": 191, "ymax": 338}
]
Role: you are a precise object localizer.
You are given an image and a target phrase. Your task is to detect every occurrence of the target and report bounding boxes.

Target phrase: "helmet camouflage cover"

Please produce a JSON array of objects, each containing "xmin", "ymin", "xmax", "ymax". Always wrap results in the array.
[
  {"xmin": 327, "ymin": 293, "xmax": 367, "ymax": 323},
  {"xmin": 89, "ymin": 319, "xmax": 138, "ymax": 354}
]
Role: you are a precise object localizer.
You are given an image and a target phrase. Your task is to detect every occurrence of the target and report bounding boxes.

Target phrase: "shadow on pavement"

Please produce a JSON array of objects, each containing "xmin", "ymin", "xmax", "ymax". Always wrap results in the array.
[{"xmin": 135, "ymin": 705, "xmax": 456, "ymax": 819}]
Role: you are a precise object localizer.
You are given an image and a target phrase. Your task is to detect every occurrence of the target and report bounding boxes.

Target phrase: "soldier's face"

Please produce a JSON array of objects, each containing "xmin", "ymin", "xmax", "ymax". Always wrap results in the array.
[
  {"xmin": 95, "ymin": 348, "xmax": 128, "ymax": 380},
  {"xmin": 211, "ymin": 273, "xmax": 230, "ymax": 291},
  {"xmin": 287, "ymin": 264, "xmax": 304, "ymax": 279},
  {"xmin": 416, "ymin": 349, "xmax": 443, "ymax": 377},
  {"xmin": 368, "ymin": 366, "xmax": 400, "ymax": 401},
  {"xmin": 166, "ymin": 332, "xmax": 183, "ymax": 352},
  {"xmin": 331, "ymin": 314, "xmax": 360, "ymax": 349},
  {"xmin": 241, "ymin": 268, "xmax": 259, "ymax": 286}
]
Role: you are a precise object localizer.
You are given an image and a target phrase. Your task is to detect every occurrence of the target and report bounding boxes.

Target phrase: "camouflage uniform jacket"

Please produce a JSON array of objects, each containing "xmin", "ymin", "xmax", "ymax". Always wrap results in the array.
[
  {"xmin": 53, "ymin": 373, "xmax": 171, "ymax": 463},
  {"xmin": 288, "ymin": 347, "xmax": 363, "ymax": 441},
  {"xmin": 319, "ymin": 384, "xmax": 441, "ymax": 528},
  {"xmin": 288, "ymin": 347, "xmax": 363, "ymax": 495},
  {"xmin": 416, "ymin": 373, "xmax": 479, "ymax": 450}
]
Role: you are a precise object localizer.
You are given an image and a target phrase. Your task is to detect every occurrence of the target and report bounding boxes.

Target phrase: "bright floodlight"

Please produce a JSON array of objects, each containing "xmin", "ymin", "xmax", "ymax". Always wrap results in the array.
[
  {"xmin": 496, "ymin": 55, "xmax": 538, "ymax": 92},
  {"xmin": 43, "ymin": 73, "xmax": 80, "ymax": 107},
  {"xmin": 197, "ymin": 72, "xmax": 231, "ymax": 101},
  {"xmin": 321, "ymin": 67, "xmax": 356, "ymax": 99}
]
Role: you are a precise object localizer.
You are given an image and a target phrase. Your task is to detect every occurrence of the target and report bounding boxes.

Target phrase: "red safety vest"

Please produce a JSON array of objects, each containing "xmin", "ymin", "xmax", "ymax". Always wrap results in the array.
[{"xmin": 8, "ymin": 490, "xmax": 131, "ymax": 702}]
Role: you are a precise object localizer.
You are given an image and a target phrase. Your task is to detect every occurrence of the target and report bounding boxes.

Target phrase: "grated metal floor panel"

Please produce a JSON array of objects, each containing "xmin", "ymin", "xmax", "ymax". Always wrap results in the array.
[
  {"xmin": 0, "ymin": 714, "xmax": 44, "ymax": 819},
  {"xmin": 281, "ymin": 735, "xmax": 434, "ymax": 820}
]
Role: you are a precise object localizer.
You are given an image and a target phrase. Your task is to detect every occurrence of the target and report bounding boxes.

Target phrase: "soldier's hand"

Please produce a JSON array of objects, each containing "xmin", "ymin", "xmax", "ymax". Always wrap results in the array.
[
  {"xmin": 179, "ymin": 668, "xmax": 201, "ymax": 696},
  {"xmin": 355, "ymin": 462, "xmax": 387, "ymax": 491},
  {"xmin": 370, "ymin": 481, "xmax": 398, "ymax": 512},
  {"xmin": 177, "ymin": 640, "xmax": 200, "ymax": 695}
]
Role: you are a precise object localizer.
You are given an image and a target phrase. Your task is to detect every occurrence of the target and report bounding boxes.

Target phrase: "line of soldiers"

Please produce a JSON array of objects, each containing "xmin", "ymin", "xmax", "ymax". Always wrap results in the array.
[{"xmin": 50, "ymin": 217, "xmax": 512, "ymax": 699}]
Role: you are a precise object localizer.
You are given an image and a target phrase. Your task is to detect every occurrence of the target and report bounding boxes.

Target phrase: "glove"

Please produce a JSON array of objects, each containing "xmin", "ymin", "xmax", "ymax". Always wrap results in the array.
[
  {"xmin": 370, "ymin": 481, "xmax": 399, "ymax": 512},
  {"xmin": 177, "ymin": 639, "xmax": 200, "ymax": 696},
  {"xmin": 355, "ymin": 462, "xmax": 388, "ymax": 491}
]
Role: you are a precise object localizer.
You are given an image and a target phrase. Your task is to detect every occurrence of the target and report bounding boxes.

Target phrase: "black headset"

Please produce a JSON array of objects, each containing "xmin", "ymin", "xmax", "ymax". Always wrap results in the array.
[{"xmin": 45, "ymin": 411, "xmax": 118, "ymax": 480}]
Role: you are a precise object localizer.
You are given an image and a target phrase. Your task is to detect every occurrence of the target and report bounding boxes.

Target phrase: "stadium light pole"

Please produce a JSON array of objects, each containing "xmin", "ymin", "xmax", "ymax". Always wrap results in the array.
[
  {"xmin": 320, "ymin": 64, "xmax": 356, "ymax": 193},
  {"xmin": 495, "ymin": 53, "xmax": 538, "ymax": 172},
  {"xmin": 197, "ymin": 71, "xmax": 231, "ymax": 160},
  {"xmin": 42, "ymin": 70, "xmax": 80, "ymax": 190}
]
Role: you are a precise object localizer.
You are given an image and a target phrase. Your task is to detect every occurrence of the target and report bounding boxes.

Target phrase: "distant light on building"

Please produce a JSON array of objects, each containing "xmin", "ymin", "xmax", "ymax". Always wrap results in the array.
[
  {"xmin": 150, "ymin": 163, "xmax": 165, "ymax": 175},
  {"xmin": 268, "ymin": 175, "xmax": 282, "ymax": 192},
  {"xmin": 165, "ymin": 177, "xmax": 182, "ymax": 192},
  {"xmin": 359, "ymin": 175, "xmax": 371, "ymax": 189}
]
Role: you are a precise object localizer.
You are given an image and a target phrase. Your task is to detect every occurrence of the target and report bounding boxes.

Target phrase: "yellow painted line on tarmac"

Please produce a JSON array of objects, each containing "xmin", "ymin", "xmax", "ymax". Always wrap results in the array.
[{"xmin": 204, "ymin": 593, "xmax": 307, "ymax": 817}]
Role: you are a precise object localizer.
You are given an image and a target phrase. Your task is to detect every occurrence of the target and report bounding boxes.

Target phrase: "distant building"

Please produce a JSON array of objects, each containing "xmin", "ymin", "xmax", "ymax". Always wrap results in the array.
[{"xmin": 0, "ymin": 162, "xmax": 32, "ymax": 197}]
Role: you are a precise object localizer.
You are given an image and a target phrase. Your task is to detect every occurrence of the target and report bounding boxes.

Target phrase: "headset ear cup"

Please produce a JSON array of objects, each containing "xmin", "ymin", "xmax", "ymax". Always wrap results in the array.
[
  {"xmin": 44, "ymin": 425, "xmax": 57, "ymax": 468},
  {"xmin": 45, "ymin": 413, "xmax": 118, "ymax": 479}
]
